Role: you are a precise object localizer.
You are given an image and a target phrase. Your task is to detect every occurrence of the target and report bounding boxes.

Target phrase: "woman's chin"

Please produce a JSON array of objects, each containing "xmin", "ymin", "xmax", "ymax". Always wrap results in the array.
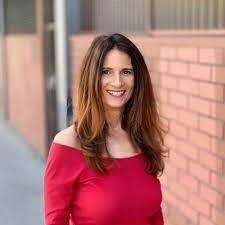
[{"xmin": 104, "ymin": 103, "xmax": 125, "ymax": 110}]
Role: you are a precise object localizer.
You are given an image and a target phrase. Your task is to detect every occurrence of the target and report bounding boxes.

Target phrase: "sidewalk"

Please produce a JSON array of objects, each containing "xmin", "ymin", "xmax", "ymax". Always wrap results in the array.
[{"xmin": 0, "ymin": 119, "xmax": 45, "ymax": 225}]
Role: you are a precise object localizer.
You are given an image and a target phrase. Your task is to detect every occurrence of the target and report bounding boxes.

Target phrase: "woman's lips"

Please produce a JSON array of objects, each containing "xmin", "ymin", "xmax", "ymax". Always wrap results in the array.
[{"xmin": 106, "ymin": 90, "xmax": 126, "ymax": 97}]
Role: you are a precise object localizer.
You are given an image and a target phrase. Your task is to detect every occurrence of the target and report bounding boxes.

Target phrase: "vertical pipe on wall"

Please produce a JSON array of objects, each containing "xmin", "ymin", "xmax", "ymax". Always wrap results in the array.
[
  {"xmin": 54, "ymin": 0, "xmax": 68, "ymax": 130},
  {"xmin": 65, "ymin": 0, "xmax": 80, "ymax": 126}
]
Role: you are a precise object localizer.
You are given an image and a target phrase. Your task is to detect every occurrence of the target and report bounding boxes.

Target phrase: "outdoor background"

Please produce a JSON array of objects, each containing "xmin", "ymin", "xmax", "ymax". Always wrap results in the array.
[{"xmin": 0, "ymin": 0, "xmax": 225, "ymax": 225}]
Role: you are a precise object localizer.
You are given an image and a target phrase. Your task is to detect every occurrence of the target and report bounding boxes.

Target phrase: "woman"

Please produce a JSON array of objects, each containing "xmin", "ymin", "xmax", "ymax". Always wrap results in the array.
[{"xmin": 44, "ymin": 33, "xmax": 168, "ymax": 225}]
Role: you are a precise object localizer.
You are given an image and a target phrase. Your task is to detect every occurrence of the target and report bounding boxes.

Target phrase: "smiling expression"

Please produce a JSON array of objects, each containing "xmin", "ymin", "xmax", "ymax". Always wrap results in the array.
[{"xmin": 101, "ymin": 48, "xmax": 134, "ymax": 111}]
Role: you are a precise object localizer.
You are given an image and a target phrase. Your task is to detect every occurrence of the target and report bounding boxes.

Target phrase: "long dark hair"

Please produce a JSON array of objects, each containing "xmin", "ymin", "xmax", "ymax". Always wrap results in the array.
[{"xmin": 73, "ymin": 33, "xmax": 168, "ymax": 176}]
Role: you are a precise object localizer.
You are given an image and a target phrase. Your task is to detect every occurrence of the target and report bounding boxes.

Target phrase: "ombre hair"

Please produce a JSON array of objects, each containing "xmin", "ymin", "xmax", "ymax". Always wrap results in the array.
[{"xmin": 73, "ymin": 33, "xmax": 168, "ymax": 176}]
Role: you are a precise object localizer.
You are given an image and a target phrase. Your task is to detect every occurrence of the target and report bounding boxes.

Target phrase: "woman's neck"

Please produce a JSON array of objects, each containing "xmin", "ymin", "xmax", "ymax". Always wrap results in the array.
[{"xmin": 104, "ymin": 108, "xmax": 123, "ymax": 131}]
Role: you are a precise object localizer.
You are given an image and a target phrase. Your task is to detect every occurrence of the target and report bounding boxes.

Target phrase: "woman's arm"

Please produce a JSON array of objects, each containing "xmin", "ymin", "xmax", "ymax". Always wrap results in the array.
[
  {"xmin": 43, "ymin": 143, "xmax": 79, "ymax": 225},
  {"xmin": 149, "ymin": 177, "xmax": 164, "ymax": 225}
]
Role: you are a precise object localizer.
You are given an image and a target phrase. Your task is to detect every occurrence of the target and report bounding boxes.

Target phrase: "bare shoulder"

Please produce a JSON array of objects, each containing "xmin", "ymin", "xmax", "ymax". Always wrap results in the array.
[{"xmin": 53, "ymin": 125, "xmax": 81, "ymax": 149}]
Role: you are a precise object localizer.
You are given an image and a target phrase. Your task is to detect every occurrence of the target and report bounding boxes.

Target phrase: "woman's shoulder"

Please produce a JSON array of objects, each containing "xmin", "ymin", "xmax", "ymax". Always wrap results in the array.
[
  {"xmin": 45, "ymin": 126, "xmax": 85, "ymax": 180},
  {"xmin": 46, "ymin": 125, "xmax": 84, "ymax": 166},
  {"xmin": 53, "ymin": 125, "xmax": 82, "ymax": 151}
]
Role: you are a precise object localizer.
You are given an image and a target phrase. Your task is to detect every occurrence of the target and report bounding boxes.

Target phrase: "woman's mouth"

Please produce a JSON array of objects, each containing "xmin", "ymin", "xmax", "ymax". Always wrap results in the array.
[{"xmin": 106, "ymin": 90, "xmax": 126, "ymax": 97}]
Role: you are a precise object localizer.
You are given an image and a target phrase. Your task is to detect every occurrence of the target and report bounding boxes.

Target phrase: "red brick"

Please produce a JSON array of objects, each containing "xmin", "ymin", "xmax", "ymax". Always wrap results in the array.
[
  {"xmin": 165, "ymin": 163, "xmax": 179, "ymax": 180},
  {"xmin": 160, "ymin": 46, "xmax": 176, "ymax": 60},
  {"xmin": 199, "ymin": 48, "xmax": 224, "ymax": 65},
  {"xmin": 200, "ymin": 183, "xmax": 224, "ymax": 209},
  {"xmin": 177, "ymin": 47, "xmax": 198, "ymax": 62},
  {"xmin": 170, "ymin": 121, "xmax": 188, "ymax": 139},
  {"xmin": 161, "ymin": 75, "xmax": 178, "ymax": 90},
  {"xmin": 212, "ymin": 66, "xmax": 225, "ymax": 85},
  {"xmin": 179, "ymin": 201, "xmax": 198, "ymax": 224},
  {"xmin": 176, "ymin": 139, "xmax": 199, "ymax": 160},
  {"xmin": 170, "ymin": 180, "xmax": 189, "ymax": 200},
  {"xmin": 159, "ymin": 104, "xmax": 179, "ymax": 120},
  {"xmin": 169, "ymin": 62, "xmax": 188, "ymax": 76},
  {"xmin": 178, "ymin": 109, "xmax": 199, "ymax": 128},
  {"xmin": 152, "ymin": 60, "xmax": 169, "ymax": 73},
  {"xmin": 199, "ymin": 116, "xmax": 224, "ymax": 138},
  {"xmin": 189, "ymin": 129, "xmax": 211, "ymax": 151},
  {"xmin": 150, "ymin": 72, "xmax": 160, "ymax": 85},
  {"xmin": 179, "ymin": 171, "xmax": 199, "ymax": 193},
  {"xmin": 148, "ymin": 45, "xmax": 160, "ymax": 58},
  {"xmin": 189, "ymin": 64, "xmax": 211, "ymax": 81},
  {"xmin": 199, "ymin": 149, "xmax": 223, "ymax": 174},
  {"xmin": 211, "ymin": 139, "xmax": 225, "ymax": 159},
  {"xmin": 199, "ymin": 82, "xmax": 224, "ymax": 101},
  {"xmin": 163, "ymin": 189, "xmax": 181, "ymax": 207},
  {"xmin": 211, "ymin": 172, "xmax": 225, "ymax": 195},
  {"xmin": 170, "ymin": 151, "xmax": 188, "ymax": 170},
  {"xmin": 189, "ymin": 193, "xmax": 211, "ymax": 216},
  {"xmin": 178, "ymin": 78, "xmax": 199, "ymax": 95},
  {"xmin": 149, "ymin": 59, "xmax": 157, "ymax": 71},
  {"xmin": 169, "ymin": 91, "xmax": 188, "ymax": 108},
  {"xmin": 189, "ymin": 161, "xmax": 210, "ymax": 184},
  {"xmin": 157, "ymin": 87, "xmax": 168, "ymax": 103},
  {"xmin": 211, "ymin": 101, "xmax": 225, "ymax": 121},
  {"xmin": 6, "ymin": 36, "xmax": 47, "ymax": 156},
  {"xmin": 158, "ymin": 60, "xmax": 169, "ymax": 73},
  {"xmin": 200, "ymin": 215, "xmax": 215, "ymax": 225},
  {"xmin": 212, "ymin": 207, "xmax": 225, "ymax": 225},
  {"xmin": 164, "ymin": 134, "xmax": 177, "ymax": 150},
  {"xmin": 189, "ymin": 96, "xmax": 211, "ymax": 116}
]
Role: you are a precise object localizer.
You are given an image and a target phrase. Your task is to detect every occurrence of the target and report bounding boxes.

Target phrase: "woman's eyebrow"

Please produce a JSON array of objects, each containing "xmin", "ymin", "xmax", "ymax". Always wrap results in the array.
[
  {"xmin": 122, "ymin": 67, "xmax": 133, "ymax": 70},
  {"xmin": 102, "ymin": 67, "xmax": 133, "ymax": 70}
]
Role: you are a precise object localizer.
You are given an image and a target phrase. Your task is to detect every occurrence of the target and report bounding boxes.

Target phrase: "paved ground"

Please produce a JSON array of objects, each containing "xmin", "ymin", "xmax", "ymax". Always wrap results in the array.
[{"xmin": 0, "ymin": 119, "xmax": 45, "ymax": 225}]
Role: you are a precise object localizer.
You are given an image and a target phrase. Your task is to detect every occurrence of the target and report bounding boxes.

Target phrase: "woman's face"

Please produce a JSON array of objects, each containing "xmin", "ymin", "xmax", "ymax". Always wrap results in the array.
[{"xmin": 101, "ymin": 48, "xmax": 134, "ymax": 111}]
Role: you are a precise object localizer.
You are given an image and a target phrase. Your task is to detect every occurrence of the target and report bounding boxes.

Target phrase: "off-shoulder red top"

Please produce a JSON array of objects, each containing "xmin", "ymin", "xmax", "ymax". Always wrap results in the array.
[{"xmin": 43, "ymin": 142, "xmax": 164, "ymax": 225}]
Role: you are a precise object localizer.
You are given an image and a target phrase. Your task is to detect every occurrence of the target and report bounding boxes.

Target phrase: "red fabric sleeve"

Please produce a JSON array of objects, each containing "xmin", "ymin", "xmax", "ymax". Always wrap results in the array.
[
  {"xmin": 149, "ymin": 206, "xmax": 164, "ymax": 225},
  {"xmin": 43, "ymin": 144, "xmax": 81, "ymax": 225}
]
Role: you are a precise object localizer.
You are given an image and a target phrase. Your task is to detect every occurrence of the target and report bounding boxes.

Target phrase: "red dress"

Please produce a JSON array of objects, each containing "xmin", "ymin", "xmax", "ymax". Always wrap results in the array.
[{"xmin": 44, "ymin": 142, "xmax": 164, "ymax": 225}]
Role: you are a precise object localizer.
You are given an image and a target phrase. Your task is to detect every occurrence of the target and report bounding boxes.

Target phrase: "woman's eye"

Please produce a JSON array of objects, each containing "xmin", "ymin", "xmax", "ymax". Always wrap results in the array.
[
  {"xmin": 123, "ymin": 70, "xmax": 132, "ymax": 75},
  {"xmin": 102, "ymin": 70, "xmax": 109, "ymax": 75}
]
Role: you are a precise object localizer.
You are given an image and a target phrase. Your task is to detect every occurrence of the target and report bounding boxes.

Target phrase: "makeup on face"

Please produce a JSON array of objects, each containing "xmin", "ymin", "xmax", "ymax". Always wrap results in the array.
[{"xmin": 101, "ymin": 49, "xmax": 134, "ymax": 110}]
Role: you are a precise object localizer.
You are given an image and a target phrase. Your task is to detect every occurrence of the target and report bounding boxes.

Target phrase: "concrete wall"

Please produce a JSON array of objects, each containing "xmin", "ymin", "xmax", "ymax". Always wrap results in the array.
[
  {"xmin": 70, "ymin": 32, "xmax": 225, "ymax": 225},
  {"xmin": 5, "ymin": 35, "xmax": 47, "ymax": 156}
]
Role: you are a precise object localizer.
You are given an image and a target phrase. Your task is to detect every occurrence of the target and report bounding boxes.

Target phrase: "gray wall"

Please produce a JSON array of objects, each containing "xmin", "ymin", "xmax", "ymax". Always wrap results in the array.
[{"xmin": 79, "ymin": 0, "xmax": 225, "ymax": 31}]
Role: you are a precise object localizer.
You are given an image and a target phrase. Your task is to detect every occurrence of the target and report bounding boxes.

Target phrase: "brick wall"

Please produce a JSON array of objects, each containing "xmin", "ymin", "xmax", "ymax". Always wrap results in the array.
[
  {"xmin": 5, "ymin": 35, "xmax": 47, "ymax": 156},
  {"xmin": 70, "ymin": 32, "xmax": 225, "ymax": 225}
]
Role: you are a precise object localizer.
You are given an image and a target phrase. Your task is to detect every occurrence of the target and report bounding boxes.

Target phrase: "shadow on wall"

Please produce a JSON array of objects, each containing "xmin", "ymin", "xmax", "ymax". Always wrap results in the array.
[{"xmin": 67, "ymin": 93, "xmax": 73, "ymax": 126}]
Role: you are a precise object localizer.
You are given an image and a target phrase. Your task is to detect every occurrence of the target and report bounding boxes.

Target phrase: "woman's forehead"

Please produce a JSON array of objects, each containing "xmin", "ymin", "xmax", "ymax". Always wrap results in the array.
[{"xmin": 103, "ymin": 49, "xmax": 132, "ymax": 67}]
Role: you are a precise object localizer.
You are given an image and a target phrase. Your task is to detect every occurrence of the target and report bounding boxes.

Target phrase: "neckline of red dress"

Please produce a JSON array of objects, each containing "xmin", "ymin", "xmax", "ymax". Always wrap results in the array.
[{"xmin": 52, "ymin": 142, "xmax": 143, "ymax": 160}]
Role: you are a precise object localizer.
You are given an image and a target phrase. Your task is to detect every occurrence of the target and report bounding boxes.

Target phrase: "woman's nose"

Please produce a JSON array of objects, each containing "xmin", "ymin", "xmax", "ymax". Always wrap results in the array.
[{"xmin": 112, "ymin": 73, "xmax": 124, "ymax": 86}]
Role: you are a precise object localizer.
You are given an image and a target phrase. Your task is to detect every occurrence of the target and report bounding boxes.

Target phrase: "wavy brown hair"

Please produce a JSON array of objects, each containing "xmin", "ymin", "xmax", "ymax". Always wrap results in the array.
[{"xmin": 73, "ymin": 33, "xmax": 168, "ymax": 177}]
